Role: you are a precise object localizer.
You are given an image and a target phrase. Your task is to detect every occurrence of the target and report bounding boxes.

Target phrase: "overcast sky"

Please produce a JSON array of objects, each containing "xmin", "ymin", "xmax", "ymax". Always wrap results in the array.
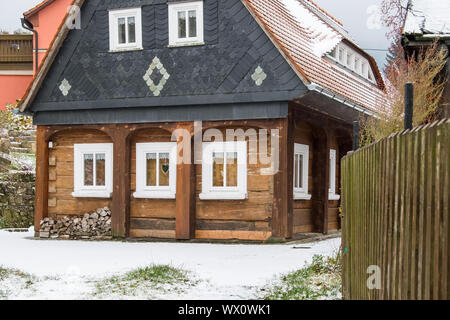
[{"xmin": 0, "ymin": 0, "xmax": 390, "ymax": 71}]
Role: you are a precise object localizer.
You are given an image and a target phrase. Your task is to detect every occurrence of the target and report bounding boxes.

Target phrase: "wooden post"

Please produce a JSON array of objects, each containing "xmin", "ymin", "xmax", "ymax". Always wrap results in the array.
[
  {"xmin": 175, "ymin": 123, "xmax": 196, "ymax": 239},
  {"xmin": 272, "ymin": 117, "xmax": 293, "ymax": 239},
  {"xmin": 111, "ymin": 126, "xmax": 130, "ymax": 238},
  {"xmin": 34, "ymin": 126, "xmax": 49, "ymax": 235},
  {"xmin": 353, "ymin": 121, "xmax": 359, "ymax": 151},
  {"xmin": 404, "ymin": 82, "xmax": 414, "ymax": 130},
  {"xmin": 312, "ymin": 128, "xmax": 330, "ymax": 234}
]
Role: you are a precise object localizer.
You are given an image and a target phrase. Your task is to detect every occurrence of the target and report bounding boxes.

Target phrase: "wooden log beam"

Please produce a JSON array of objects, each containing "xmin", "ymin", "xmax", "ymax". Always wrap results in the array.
[
  {"xmin": 272, "ymin": 116, "xmax": 293, "ymax": 239},
  {"xmin": 312, "ymin": 127, "xmax": 330, "ymax": 234},
  {"xmin": 111, "ymin": 126, "xmax": 131, "ymax": 238},
  {"xmin": 34, "ymin": 126, "xmax": 49, "ymax": 234},
  {"xmin": 175, "ymin": 123, "xmax": 196, "ymax": 239}
]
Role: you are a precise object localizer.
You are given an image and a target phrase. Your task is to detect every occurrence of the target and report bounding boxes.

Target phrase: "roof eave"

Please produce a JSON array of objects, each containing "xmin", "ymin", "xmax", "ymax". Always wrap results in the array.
[{"xmin": 19, "ymin": 0, "xmax": 83, "ymax": 113}]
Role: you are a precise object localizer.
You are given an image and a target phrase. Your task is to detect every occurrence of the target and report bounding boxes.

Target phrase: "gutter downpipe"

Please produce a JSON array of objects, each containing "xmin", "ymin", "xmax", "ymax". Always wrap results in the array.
[
  {"xmin": 306, "ymin": 83, "xmax": 378, "ymax": 118},
  {"xmin": 21, "ymin": 18, "xmax": 38, "ymax": 74}
]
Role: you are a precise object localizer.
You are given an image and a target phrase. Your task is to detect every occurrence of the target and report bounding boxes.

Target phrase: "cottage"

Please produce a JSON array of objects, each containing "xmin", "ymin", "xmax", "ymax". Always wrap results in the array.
[
  {"xmin": 402, "ymin": 0, "xmax": 450, "ymax": 118},
  {"xmin": 19, "ymin": 0, "xmax": 386, "ymax": 241}
]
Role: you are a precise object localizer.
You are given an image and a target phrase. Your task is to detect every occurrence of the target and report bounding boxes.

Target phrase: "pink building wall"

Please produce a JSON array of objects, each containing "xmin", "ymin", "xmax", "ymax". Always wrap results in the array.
[
  {"xmin": 0, "ymin": 0, "xmax": 73, "ymax": 110},
  {"xmin": 27, "ymin": 0, "xmax": 73, "ymax": 71},
  {"xmin": 0, "ymin": 75, "xmax": 33, "ymax": 109}
]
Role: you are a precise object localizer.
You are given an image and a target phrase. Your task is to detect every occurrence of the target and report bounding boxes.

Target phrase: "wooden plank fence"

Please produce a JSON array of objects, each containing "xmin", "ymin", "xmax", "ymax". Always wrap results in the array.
[{"xmin": 341, "ymin": 118, "xmax": 449, "ymax": 300}]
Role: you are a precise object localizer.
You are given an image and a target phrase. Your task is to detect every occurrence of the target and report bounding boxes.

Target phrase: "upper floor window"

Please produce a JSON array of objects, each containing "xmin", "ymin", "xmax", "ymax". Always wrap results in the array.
[
  {"xmin": 328, "ymin": 43, "xmax": 376, "ymax": 83},
  {"xmin": 168, "ymin": 1, "xmax": 204, "ymax": 46},
  {"xmin": 109, "ymin": 7, "xmax": 143, "ymax": 52},
  {"xmin": 73, "ymin": 143, "xmax": 113, "ymax": 198}
]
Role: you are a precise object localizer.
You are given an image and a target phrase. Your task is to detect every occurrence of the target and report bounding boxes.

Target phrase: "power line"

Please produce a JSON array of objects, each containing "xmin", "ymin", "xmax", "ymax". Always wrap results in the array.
[{"xmin": 362, "ymin": 48, "xmax": 389, "ymax": 52}]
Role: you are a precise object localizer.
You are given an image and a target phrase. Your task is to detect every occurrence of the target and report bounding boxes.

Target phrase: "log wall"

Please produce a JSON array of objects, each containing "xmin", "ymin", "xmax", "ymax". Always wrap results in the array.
[{"xmin": 48, "ymin": 129, "xmax": 112, "ymax": 218}]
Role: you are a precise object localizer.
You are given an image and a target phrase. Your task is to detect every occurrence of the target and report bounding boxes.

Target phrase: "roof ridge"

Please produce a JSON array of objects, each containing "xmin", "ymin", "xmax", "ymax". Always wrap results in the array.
[{"xmin": 303, "ymin": 0, "xmax": 343, "ymax": 27}]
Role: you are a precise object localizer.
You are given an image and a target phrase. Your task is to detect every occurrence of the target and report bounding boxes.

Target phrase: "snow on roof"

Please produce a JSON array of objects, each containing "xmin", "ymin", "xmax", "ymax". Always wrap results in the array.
[
  {"xmin": 245, "ymin": 0, "xmax": 386, "ymax": 113},
  {"xmin": 403, "ymin": 0, "xmax": 450, "ymax": 35},
  {"xmin": 280, "ymin": 0, "xmax": 343, "ymax": 57}
]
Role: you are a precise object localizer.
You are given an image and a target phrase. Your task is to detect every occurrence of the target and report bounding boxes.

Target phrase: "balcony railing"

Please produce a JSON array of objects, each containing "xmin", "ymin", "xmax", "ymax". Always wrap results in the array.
[{"xmin": 0, "ymin": 35, "xmax": 33, "ymax": 63}]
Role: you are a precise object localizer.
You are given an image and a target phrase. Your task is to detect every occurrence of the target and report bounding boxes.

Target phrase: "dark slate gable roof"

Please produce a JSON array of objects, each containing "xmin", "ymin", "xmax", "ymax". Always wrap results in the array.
[{"xmin": 25, "ymin": 0, "xmax": 306, "ymax": 115}]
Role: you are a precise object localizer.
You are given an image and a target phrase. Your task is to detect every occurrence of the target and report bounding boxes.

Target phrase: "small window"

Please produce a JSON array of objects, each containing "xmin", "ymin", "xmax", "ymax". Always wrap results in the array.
[
  {"xmin": 134, "ymin": 142, "xmax": 177, "ymax": 199},
  {"xmin": 73, "ymin": 143, "xmax": 113, "ymax": 198},
  {"xmin": 338, "ymin": 47, "xmax": 345, "ymax": 64},
  {"xmin": 293, "ymin": 143, "xmax": 311, "ymax": 200},
  {"xmin": 109, "ymin": 7, "xmax": 142, "ymax": 51},
  {"xmin": 200, "ymin": 141, "xmax": 247, "ymax": 200},
  {"xmin": 168, "ymin": 1, "xmax": 204, "ymax": 46},
  {"xmin": 355, "ymin": 57, "xmax": 362, "ymax": 74},
  {"xmin": 329, "ymin": 149, "xmax": 340, "ymax": 200},
  {"xmin": 362, "ymin": 63, "xmax": 369, "ymax": 78}
]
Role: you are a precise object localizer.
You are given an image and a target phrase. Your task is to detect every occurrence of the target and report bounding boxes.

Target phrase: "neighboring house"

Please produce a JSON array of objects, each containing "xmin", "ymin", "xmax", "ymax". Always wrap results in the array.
[
  {"xmin": 19, "ymin": 0, "xmax": 386, "ymax": 241},
  {"xmin": 402, "ymin": 0, "xmax": 450, "ymax": 118},
  {"xmin": 0, "ymin": 34, "xmax": 33, "ymax": 109},
  {"xmin": 0, "ymin": 0, "xmax": 72, "ymax": 110}
]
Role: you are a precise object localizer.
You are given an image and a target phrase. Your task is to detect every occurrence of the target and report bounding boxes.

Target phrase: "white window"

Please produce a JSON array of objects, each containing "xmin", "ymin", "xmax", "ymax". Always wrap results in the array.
[
  {"xmin": 329, "ymin": 149, "xmax": 340, "ymax": 200},
  {"xmin": 168, "ymin": 1, "xmax": 204, "ymax": 46},
  {"xmin": 73, "ymin": 143, "xmax": 113, "ymax": 198},
  {"xmin": 109, "ymin": 7, "xmax": 142, "ymax": 51},
  {"xmin": 293, "ymin": 143, "xmax": 311, "ymax": 200},
  {"xmin": 200, "ymin": 141, "xmax": 247, "ymax": 200},
  {"xmin": 134, "ymin": 142, "xmax": 177, "ymax": 199}
]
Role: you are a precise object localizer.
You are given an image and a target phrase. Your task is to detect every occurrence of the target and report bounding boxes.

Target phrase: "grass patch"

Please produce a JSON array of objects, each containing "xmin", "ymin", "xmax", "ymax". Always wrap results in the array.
[
  {"xmin": 94, "ymin": 264, "xmax": 195, "ymax": 298},
  {"xmin": 261, "ymin": 252, "xmax": 342, "ymax": 300},
  {"xmin": 0, "ymin": 266, "xmax": 35, "ymax": 299}
]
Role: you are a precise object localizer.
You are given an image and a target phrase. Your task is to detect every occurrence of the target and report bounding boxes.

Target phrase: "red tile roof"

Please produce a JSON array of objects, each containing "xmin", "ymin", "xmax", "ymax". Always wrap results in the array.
[{"xmin": 244, "ymin": 0, "xmax": 387, "ymax": 113}]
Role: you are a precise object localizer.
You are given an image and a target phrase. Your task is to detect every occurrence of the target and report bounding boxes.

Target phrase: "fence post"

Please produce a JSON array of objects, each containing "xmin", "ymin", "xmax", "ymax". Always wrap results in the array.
[
  {"xmin": 404, "ymin": 82, "xmax": 414, "ymax": 130},
  {"xmin": 353, "ymin": 121, "xmax": 359, "ymax": 150}
]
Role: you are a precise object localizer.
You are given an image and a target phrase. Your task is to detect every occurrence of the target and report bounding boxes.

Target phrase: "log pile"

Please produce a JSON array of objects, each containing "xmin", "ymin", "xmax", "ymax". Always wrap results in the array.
[{"xmin": 39, "ymin": 207, "xmax": 112, "ymax": 239}]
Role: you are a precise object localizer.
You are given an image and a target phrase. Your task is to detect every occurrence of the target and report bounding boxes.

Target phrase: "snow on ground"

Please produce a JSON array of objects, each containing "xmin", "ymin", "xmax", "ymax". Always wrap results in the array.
[{"xmin": 0, "ymin": 227, "xmax": 340, "ymax": 300}]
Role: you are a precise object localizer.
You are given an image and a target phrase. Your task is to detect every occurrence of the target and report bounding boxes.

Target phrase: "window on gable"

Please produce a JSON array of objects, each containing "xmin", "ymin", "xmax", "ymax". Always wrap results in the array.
[
  {"xmin": 200, "ymin": 141, "xmax": 247, "ymax": 200},
  {"xmin": 168, "ymin": 1, "xmax": 204, "ymax": 46},
  {"xmin": 134, "ymin": 142, "xmax": 177, "ymax": 199},
  {"xmin": 109, "ymin": 7, "xmax": 142, "ymax": 52},
  {"xmin": 293, "ymin": 143, "xmax": 311, "ymax": 200},
  {"xmin": 329, "ymin": 149, "xmax": 340, "ymax": 200},
  {"xmin": 73, "ymin": 143, "xmax": 113, "ymax": 198}
]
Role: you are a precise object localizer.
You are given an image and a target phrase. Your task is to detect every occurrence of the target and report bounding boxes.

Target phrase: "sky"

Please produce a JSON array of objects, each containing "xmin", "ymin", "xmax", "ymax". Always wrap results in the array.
[{"xmin": 0, "ymin": 0, "xmax": 391, "ymax": 71}]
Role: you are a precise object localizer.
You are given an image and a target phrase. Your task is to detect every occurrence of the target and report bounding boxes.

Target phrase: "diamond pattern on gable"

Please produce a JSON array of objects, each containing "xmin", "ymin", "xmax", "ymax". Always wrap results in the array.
[
  {"xmin": 251, "ymin": 66, "xmax": 267, "ymax": 86},
  {"xmin": 143, "ymin": 56, "xmax": 170, "ymax": 96},
  {"xmin": 59, "ymin": 79, "xmax": 72, "ymax": 96}
]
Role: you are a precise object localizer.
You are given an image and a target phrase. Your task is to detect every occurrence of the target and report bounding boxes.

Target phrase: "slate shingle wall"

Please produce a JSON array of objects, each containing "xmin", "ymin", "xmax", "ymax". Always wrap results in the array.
[{"xmin": 32, "ymin": 0, "xmax": 304, "ymax": 115}]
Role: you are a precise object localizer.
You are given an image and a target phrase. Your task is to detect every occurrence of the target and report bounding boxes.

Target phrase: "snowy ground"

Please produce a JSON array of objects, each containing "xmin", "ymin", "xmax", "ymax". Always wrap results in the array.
[{"xmin": 0, "ymin": 228, "xmax": 341, "ymax": 300}]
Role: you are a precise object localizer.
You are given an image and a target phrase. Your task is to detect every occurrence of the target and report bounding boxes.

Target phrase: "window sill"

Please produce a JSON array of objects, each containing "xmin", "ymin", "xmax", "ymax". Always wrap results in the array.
[
  {"xmin": 199, "ymin": 192, "xmax": 248, "ymax": 200},
  {"xmin": 109, "ymin": 47, "xmax": 143, "ymax": 53},
  {"xmin": 329, "ymin": 194, "xmax": 341, "ymax": 201},
  {"xmin": 293, "ymin": 193, "xmax": 312, "ymax": 200},
  {"xmin": 72, "ymin": 191, "xmax": 112, "ymax": 198},
  {"xmin": 168, "ymin": 42, "xmax": 205, "ymax": 48},
  {"xmin": 133, "ymin": 191, "xmax": 176, "ymax": 199}
]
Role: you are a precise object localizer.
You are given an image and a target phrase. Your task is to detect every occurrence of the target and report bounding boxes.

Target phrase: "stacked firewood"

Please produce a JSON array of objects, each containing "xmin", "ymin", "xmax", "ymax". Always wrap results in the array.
[{"xmin": 39, "ymin": 207, "xmax": 112, "ymax": 239}]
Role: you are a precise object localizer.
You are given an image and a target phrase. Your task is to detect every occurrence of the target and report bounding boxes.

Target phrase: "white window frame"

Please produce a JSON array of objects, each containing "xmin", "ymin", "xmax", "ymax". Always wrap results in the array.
[
  {"xmin": 293, "ymin": 143, "xmax": 311, "ymax": 200},
  {"xmin": 73, "ymin": 143, "xmax": 113, "ymax": 198},
  {"xmin": 134, "ymin": 142, "xmax": 177, "ymax": 199},
  {"xmin": 109, "ymin": 7, "xmax": 143, "ymax": 52},
  {"xmin": 328, "ymin": 43, "xmax": 376, "ymax": 83},
  {"xmin": 200, "ymin": 141, "xmax": 247, "ymax": 200},
  {"xmin": 329, "ymin": 149, "xmax": 341, "ymax": 200},
  {"xmin": 168, "ymin": 1, "xmax": 204, "ymax": 46}
]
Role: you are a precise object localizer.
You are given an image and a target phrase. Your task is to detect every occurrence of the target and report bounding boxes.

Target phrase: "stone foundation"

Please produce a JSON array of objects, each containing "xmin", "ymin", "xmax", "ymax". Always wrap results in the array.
[{"xmin": 39, "ymin": 207, "xmax": 112, "ymax": 239}]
